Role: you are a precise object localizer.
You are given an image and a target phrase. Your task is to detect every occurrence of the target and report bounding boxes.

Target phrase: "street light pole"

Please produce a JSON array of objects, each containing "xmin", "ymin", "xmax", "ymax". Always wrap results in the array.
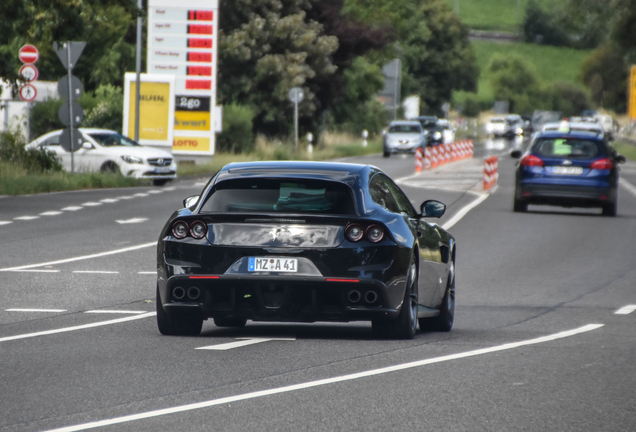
[{"xmin": 134, "ymin": 0, "xmax": 142, "ymax": 141}]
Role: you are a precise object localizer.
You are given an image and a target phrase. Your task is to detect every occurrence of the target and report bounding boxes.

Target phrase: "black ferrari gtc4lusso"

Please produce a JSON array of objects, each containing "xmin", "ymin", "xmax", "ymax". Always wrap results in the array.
[{"xmin": 156, "ymin": 161, "xmax": 456, "ymax": 339}]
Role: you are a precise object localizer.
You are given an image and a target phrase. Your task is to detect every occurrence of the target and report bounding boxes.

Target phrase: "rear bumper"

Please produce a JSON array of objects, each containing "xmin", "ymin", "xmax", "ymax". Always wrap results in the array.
[
  {"xmin": 159, "ymin": 274, "xmax": 402, "ymax": 323},
  {"xmin": 516, "ymin": 182, "xmax": 616, "ymax": 207}
]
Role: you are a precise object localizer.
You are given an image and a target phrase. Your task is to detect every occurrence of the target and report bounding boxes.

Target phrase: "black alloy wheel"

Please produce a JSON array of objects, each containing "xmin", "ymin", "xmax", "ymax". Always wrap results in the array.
[
  {"xmin": 383, "ymin": 149, "xmax": 391, "ymax": 158},
  {"xmin": 213, "ymin": 317, "xmax": 247, "ymax": 327},
  {"xmin": 373, "ymin": 256, "xmax": 418, "ymax": 339},
  {"xmin": 420, "ymin": 258, "xmax": 455, "ymax": 332},
  {"xmin": 156, "ymin": 286, "xmax": 203, "ymax": 336},
  {"xmin": 100, "ymin": 161, "xmax": 118, "ymax": 174},
  {"xmin": 602, "ymin": 200, "xmax": 617, "ymax": 217}
]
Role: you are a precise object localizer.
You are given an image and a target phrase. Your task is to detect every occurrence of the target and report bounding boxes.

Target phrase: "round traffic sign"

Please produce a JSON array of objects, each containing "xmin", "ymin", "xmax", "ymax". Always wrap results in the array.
[
  {"xmin": 19, "ymin": 64, "xmax": 39, "ymax": 82},
  {"xmin": 19, "ymin": 84, "xmax": 37, "ymax": 102},
  {"xmin": 19, "ymin": 45, "xmax": 39, "ymax": 64},
  {"xmin": 288, "ymin": 87, "xmax": 304, "ymax": 103}
]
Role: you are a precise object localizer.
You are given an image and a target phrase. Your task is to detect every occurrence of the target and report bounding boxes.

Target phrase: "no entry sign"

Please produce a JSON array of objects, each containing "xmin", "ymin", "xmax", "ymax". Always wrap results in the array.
[{"xmin": 19, "ymin": 45, "xmax": 39, "ymax": 64}]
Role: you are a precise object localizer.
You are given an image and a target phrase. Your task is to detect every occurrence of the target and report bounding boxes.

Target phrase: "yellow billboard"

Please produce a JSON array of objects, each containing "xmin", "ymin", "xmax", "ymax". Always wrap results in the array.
[
  {"xmin": 630, "ymin": 66, "xmax": 636, "ymax": 121},
  {"xmin": 127, "ymin": 82, "xmax": 171, "ymax": 141},
  {"xmin": 175, "ymin": 111, "xmax": 211, "ymax": 131}
]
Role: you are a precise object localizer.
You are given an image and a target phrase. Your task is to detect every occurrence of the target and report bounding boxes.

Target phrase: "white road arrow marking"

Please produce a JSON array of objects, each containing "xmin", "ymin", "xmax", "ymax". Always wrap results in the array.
[
  {"xmin": 115, "ymin": 218, "xmax": 148, "ymax": 224},
  {"xmin": 196, "ymin": 337, "xmax": 296, "ymax": 351}
]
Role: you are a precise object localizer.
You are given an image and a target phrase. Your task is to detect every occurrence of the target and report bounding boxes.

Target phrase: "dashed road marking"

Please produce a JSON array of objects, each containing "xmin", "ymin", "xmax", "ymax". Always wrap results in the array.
[
  {"xmin": 138, "ymin": 271, "xmax": 156, "ymax": 275},
  {"xmin": 6, "ymin": 309, "xmax": 67, "ymax": 313},
  {"xmin": 62, "ymin": 206, "xmax": 83, "ymax": 211},
  {"xmin": 100, "ymin": 198, "xmax": 119, "ymax": 203},
  {"xmin": 40, "ymin": 211, "xmax": 63, "ymax": 216},
  {"xmin": 196, "ymin": 337, "xmax": 296, "ymax": 351},
  {"xmin": 14, "ymin": 216, "xmax": 39, "ymax": 220},
  {"xmin": 5, "ymin": 269, "xmax": 60, "ymax": 273},
  {"xmin": 72, "ymin": 271, "xmax": 119, "ymax": 274},
  {"xmin": 0, "ymin": 221, "xmax": 13, "ymax": 225},
  {"xmin": 116, "ymin": 218, "xmax": 148, "ymax": 224},
  {"xmin": 133, "ymin": 193, "xmax": 148, "ymax": 197},
  {"xmin": 614, "ymin": 305, "xmax": 636, "ymax": 315},
  {"xmin": 84, "ymin": 310, "xmax": 146, "ymax": 315},
  {"xmin": 82, "ymin": 202, "xmax": 102, "ymax": 207}
]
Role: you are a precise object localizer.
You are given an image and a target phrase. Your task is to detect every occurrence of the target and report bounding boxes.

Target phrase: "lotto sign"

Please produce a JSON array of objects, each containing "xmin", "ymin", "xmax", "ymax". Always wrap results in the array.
[
  {"xmin": 148, "ymin": 0, "xmax": 218, "ymax": 155},
  {"xmin": 19, "ymin": 45, "xmax": 39, "ymax": 64}
]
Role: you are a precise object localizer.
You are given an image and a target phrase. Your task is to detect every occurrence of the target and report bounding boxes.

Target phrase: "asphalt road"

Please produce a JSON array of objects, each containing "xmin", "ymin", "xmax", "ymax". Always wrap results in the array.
[{"xmin": 1, "ymin": 137, "xmax": 635, "ymax": 432}]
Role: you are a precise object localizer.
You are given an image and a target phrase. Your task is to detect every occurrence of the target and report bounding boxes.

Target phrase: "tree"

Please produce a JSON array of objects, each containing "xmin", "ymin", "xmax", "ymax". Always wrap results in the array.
[
  {"xmin": 486, "ymin": 54, "xmax": 542, "ymax": 114},
  {"xmin": 342, "ymin": 0, "xmax": 478, "ymax": 115},
  {"xmin": 580, "ymin": 42, "xmax": 628, "ymax": 112},
  {"xmin": 218, "ymin": 1, "xmax": 339, "ymax": 136}
]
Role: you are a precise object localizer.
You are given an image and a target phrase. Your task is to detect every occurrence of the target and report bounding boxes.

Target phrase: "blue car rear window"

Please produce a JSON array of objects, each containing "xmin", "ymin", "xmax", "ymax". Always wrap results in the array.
[
  {"xmin": 533, "ymin": 138, "xmax": 602, "ymax": 158},
  {"xmin": 200, "ymin": 179, "xmax": 355, "ymax": 215}
]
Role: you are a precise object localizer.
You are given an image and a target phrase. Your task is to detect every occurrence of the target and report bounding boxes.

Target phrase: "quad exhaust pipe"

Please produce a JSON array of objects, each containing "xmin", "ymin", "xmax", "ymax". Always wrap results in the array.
[
  {"xmin": 172, "ymin": 286, "xmax": 201, "ymax": 301},
  {"xmin": 347, "ymin": 290, "xmax": 361, "ymax": 303},
  {"xmin": 347, "ymin": 289, "xmax": 379, "ymax": 304},
  {"xmin": 172, "ymin": 286, "xmax": 185, "ymax": 300},
  {"xmin": 364, "ymin": 290, "xmax": 378, "ymax": 304},
  {"xmin": 187, "ymin": 286, "xmax": 200, "ymax": 300}
]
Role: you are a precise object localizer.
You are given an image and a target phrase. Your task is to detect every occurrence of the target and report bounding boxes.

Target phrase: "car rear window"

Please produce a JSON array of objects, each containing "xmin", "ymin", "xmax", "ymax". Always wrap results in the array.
[
  {"xmin": 533, "ymin": 138, "xmax": 602, "ymax": 158},
  {"xmin": 200, "ymin": 178, "xmax": 356, "ymax": 215},
  {"xmin": 388, "ymin": 124, "xmax": 421, "ymax": 133}
]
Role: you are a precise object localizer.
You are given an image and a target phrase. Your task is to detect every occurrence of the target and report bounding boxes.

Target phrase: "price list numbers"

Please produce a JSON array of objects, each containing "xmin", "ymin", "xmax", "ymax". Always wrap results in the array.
[
  {"xmin": 188, "ymin": 38, "xmax": 213, "ymax": 49},
  {"xmin": 188, "ymin": 10, "xmax": 213, "ymax": 21}
]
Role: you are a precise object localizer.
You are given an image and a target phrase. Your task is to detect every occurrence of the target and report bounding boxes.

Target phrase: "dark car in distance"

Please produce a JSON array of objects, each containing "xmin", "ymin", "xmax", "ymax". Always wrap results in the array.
[
  {"xmin": 512, "ymin": 130, "xmax": 626, "ymax": 215},
  {"xmin": 417, "ymin": 116, "xmax": 444, "ymax": 146},
  {"xmin": 156, "ymin": 161, "xmax": 456, "ymax": 339}
]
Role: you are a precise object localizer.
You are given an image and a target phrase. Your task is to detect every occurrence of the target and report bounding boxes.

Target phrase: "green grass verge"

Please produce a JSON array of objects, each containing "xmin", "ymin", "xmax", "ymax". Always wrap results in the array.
[
  {"xmin": 455, "ymin": 40, "xmax": 591, "ymax": 106},
  {"xmin": 441, "ymin": 0, "xmax": 565, "ymax": 32},
  {"xmin": 2, "ymin": 138, "xmax": 383, "ymax": 195}
]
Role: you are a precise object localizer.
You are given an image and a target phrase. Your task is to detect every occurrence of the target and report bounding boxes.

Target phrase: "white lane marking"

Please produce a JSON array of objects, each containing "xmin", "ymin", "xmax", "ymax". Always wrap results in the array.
[
  {"xmin": 147, "ymin": 190, "xmax": 162, "ymax": 194},
  {"xmin": 115, "ymin": 218, "xmax": 148, "ymax": 224},
  {"xmin": 84, "ymin": 310, "xmax": 146, "ymax": 315},
  {"xmin": 72, "ymin": 271, "xmax": 119, "ymax": 274},
  {"xmin": 619, "ymin": 178, "xmax": 636, "ymax": 197},
  {"xmin": 40, "ymin": 211, "xmax": 63, "ymax": 216},
  {"xmin": 82, "ymin": 202, "xmax": 102, "ymax": 207},
  {"xmin": 133, "ymin": 193, "xmax": 148, "ymax": 197},
  {"xmin": 0, "ymin": 242, "xmax": 156, "ymax": 272},
  {"xmin": 100, "ymin": 198, "xmax": 119, "ymax": 203},
  {"xmin": 442, "ymin": 192, "xmax": 490, "ymax": 230},
  {"xmin": 6, "ymin": 309, "xmax": 67, "ymax": 313},
  {"xmin": 14, "ymin": 216, "xmax": 39, "ymax": 220},
  {"xmin": 614, "ymin": 305, "xmax": 636, "ymax": 315},
  {"xmin": 117, "ymin": 196, "xmax": 134, "ymax": 200},
  {"xmin": 193, "ymin": 182, "xmax": 207, "ymax": 187},
  {"xmin": 0, "ymin": 312, "xmax": 156, "ymax": 343},
  {"xmin": 197, "ymin": 337, "xmax": 296, "ymax": 351},
  {"xmin": 62, "ymin": 206, "xmax": 83, "ymax": 211},
  {"xmin": 0, "ymin": 221, "xmax": 13, "ymax": 225},
  {"xmin": 138, "ymin": 271, "xmax": 156, "ymax": 275},
  {"xmin": 43, "ymin": 324, "xmax": 604, "ymax": 432},
  {"xmin": 5, "ymin": 269, "xmax": 60, "ymax": 273}
]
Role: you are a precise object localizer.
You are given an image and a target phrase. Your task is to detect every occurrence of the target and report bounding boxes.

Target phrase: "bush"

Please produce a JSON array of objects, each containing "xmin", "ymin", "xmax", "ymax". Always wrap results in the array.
[
  {"xmin": 216, "ymin": 104, "xmax": 255, "ymax": 153},
  {"xmin": 29, "ymin": 98, "xmax": 64, "ymax": 140},
  {"xmin": 81, "ymin": 84, "xmax": 124, "ymax": 132},
  {"xmin": 543, "ymin": 82, "xmax": 590, "ymax": 117},
  {"xmin": 522, "ymin": 1, "xmax": 570, "ymax": 47},
  {"xmin": 0, "ymin": 129, "xmax": 62, "ymax": 174}
]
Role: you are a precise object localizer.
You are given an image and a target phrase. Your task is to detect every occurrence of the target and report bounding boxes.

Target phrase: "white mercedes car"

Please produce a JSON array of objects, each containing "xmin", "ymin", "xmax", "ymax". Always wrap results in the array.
[{"xmin": 26, "ymin": 128, "xmax": 177, "ymax": 186}]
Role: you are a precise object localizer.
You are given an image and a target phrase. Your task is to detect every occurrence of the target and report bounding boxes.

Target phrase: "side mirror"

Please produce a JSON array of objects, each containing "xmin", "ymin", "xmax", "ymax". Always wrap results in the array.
[
  {"xmin": 82, "ymin": 142, "xmax": 93, "ymax": 150},
  {"xmin": 616, "ymin": 154, "xmax": 626, "ymax": 164},
  {"xmin": 183, "ymin": 195, "xmax": 200, "ymax": 208},
  {"xmin": 420, "ymin": 200, "xmax": 446, "ymax": 218},
  {"xmin": 510, "ymin": 150, "xmax": 522, "ymax": 158}
]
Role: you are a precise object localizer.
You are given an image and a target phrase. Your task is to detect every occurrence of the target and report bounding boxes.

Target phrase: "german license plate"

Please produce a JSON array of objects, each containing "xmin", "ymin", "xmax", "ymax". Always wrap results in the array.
[
  {"xmin": 248, "ymin": 257, "xmax": 298, "ymax": 272},
  {"xmin": 154, "ymin": 167, "xmax": 170, "ymax": 174},
  {"xmin": 553, "ymin": 166, "xmax": 583, "ymax": 175}
]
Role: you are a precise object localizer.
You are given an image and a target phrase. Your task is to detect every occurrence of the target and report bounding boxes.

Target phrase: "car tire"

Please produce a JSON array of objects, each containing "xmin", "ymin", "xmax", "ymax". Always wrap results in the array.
[
  {"xmin": 213, "ymin": 317, "xmax": 247, "ymax": 327},
  {"xmin": 602, "ymin": 200, "xmax": 617, "ymax": 217},
  {"xmin": 383, "ymin": 149, "xmax": 391, "ymax": 158},
  {"xmin": 100, "ymin": 161, "xmax": 118, "ymax": 174},
  {"xmin": 373, "ymin": 256, "xmax": 418, "ymax": 340},
  {"xmin": 153, "ymin": 179, "xmax": 168, "ymax": 187},
  {"xmin": 420, "ymin": 258, "xmax": 455, "ymax": 332},
  {"xmin": 156, "ymin": 286, "xmax": 203, "ymax": 336},
  {"xmin": 513, "ymin": 193, "xmax": 527, "ymax": 212}
]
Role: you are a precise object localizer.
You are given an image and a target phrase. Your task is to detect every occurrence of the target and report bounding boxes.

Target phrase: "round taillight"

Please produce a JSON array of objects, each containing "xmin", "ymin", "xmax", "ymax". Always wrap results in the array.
[
  {"xmin": 366, "ymin": 225, "xmax": 384, "ymax": 243},
  {"xmin": 190, "ymin": 221, "xmax": 208, "ymax": 239},
  {"xmin": 345, "ymin": 224, "xmax": 364, "ymax": 242},
  {"xmin": 172, "ymin": 221, "xmax": 189, "ymax": 239}
]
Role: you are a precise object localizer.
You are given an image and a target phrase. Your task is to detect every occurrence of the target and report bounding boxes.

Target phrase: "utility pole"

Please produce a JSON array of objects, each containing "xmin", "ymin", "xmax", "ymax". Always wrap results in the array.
[{"xmin": 134, "ymin": 0, "xmax": 142, "ymax": 141}]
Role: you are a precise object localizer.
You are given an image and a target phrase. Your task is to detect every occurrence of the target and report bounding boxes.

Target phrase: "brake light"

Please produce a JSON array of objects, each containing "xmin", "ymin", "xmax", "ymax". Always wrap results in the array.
[
  {"xmin": 520, "ymin": 155, "xmax": 544, "ymax": 167},
  {"xmin": 590, "ymin": 158, "xmax": 613, "ymax": 170}
]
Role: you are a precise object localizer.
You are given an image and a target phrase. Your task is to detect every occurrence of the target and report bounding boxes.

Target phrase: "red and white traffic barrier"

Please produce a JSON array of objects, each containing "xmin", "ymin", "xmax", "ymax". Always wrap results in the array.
[
  {"xmin": 418, "ymin": 139, "xmax": 474, "ymax": 172},
  {"xmin": 483, "ymin": 155, "xmax": 498, "ymax": 190},
  {"xmin": 414, "ymin": 148, "xmax": 423, "ymax": 173}
]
